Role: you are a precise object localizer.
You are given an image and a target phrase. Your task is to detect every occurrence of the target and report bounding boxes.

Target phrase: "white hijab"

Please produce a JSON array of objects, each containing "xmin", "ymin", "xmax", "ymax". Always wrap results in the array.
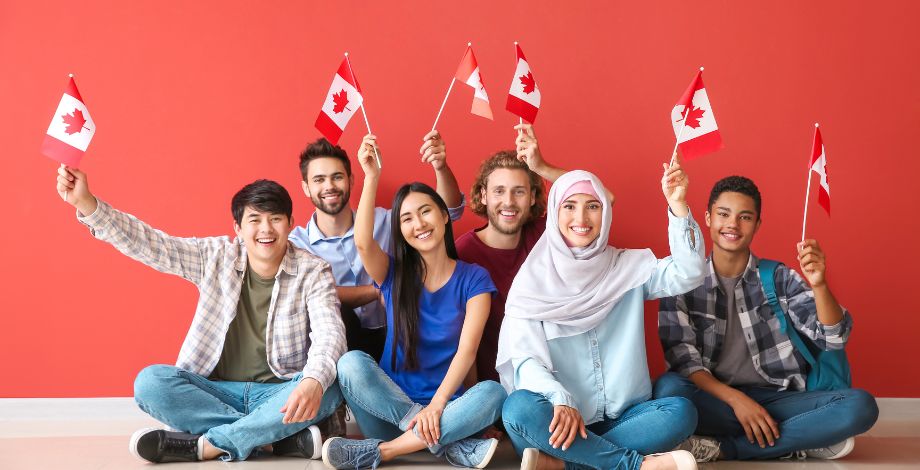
[{"xmin": 495, "ymin": 170, "xmax": 656, "ymax": 393}]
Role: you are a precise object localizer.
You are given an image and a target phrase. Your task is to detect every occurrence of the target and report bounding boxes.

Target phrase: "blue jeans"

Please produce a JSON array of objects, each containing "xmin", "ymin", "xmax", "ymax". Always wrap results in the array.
[
  {"xmin": 653, "ymin": 372, "xmax": 879, "ymax": 460},
  {"xmin": 133, "ymin": 364, "xmax": 343, "ymax": 460},
  {"xmin": 336, "ymin": 350, "xmax": 507, "ymax": 455},
  {"xmin": 502, "ymin": 390, "xmax": 697, "ymax": 470}
]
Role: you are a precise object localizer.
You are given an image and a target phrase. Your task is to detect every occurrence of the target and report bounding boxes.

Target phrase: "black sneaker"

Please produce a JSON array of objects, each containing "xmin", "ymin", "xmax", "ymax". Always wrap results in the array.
[
  {"xmin": 317, "ymin": 404, "xmax": 348, "ymax": 439},
  {"xmin": 273, "ymin": 424, "xmax": 322, "ymax": 459},
  {"xmin": 129, "ymin": 427, "xmax": 201, "ymax": 463}
]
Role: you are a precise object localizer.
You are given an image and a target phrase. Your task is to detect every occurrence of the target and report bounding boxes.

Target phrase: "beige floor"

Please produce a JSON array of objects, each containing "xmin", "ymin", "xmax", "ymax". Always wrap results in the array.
[{"xmin": 0, "ymin": 398, "xmax": 917, "ymax": 469}]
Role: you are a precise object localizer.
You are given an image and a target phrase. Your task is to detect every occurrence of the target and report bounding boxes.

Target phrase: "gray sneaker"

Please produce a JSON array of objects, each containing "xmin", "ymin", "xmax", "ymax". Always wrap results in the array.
[
  {"xmin": 321, "ymin": 437, "xmax": 383, "ymax": 469},
  {"xmin": 674, "ymin": 435, "xmax": 721, "ymax": 462},
  {"xmin": 272, "ymin": 424, "xmax": 322, "ymax": 459},
  {"xmin": 803, "ymin": 437, "xmax": 855, "ymax": 460},
  {"xmin": 443, "ymin": 437, "xmax": 499, "ymax": 468}
]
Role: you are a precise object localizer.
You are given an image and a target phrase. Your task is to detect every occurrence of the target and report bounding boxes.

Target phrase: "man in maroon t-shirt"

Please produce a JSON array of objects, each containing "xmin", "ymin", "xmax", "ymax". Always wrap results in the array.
[{"xmin": 456, "ymin": 124, "xmax": 564, "ymax": 382}]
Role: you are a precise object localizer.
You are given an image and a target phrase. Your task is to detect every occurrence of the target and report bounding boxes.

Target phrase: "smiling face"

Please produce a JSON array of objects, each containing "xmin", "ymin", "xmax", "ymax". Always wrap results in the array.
[
  {"xmin": 557, "ymin": 193, "xmax": 604, "ymax": 248},
  {"xmin": 234, "ymin": 206, "xmax": 293, "ymax": 270},
  {"xmin": 706, "ymin": 191, "xmax": 761, "ymax": 255},
  {"xmin": 303, "ymin": 157, "xmax": 352, "ymax": 216},
  {"xmin": 481, "ymin": 168, "xmax": 536, "ymax": 235},
  {"xmin": 398, "ymin": 191, "xmax": 449, "ymax": 254}
]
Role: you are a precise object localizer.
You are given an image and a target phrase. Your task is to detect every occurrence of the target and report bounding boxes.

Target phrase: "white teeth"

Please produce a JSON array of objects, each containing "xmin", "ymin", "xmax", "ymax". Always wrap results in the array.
[
  {"xmin": 416, "ymin": 230, "xmax": 432, "ymax": 240},
  {"xmin": 257, "ymin": 238, "xmax": 276, "ymax": 243},
  {"xmin": 722, "ymin": 233, "xmax": 740, "ymax": 240},
  {"xmin": 499, "ymin": 210, "xmax": 516, "ymax": 217},
  {"xmin": 571, "ymin": 227, "xmax": 590, "ymax": 234}
]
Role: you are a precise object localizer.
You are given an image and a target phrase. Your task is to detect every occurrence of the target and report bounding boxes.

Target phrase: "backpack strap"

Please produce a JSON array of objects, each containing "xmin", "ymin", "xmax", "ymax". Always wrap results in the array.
[{"xmin": 757, "ymin": 259, "xmax": 817, "ymax": 366}]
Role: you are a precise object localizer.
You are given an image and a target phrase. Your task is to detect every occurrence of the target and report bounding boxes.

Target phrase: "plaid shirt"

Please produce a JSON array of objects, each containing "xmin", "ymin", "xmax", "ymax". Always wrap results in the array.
[
  {"xmin": 79, "ymin": 200, "xmax": 346, "ymax": 390},
  {"xmin": 658, "ymin": 253, "xmax": 852, "ymax": 391}
]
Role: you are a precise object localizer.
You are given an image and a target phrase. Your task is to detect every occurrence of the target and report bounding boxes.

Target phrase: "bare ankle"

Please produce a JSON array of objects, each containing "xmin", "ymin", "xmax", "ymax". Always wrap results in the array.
[
  {"xmin": 537, "ymin": 451, "xmax": 565, "ymax": 470},
  {"xmin": 200, "ymin": 438, "xmax": 222, "ymax": 460}
]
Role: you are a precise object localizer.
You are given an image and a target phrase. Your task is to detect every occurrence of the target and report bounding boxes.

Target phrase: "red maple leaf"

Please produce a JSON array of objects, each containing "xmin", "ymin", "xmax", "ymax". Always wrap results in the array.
[
  {"xmin": 332, "ymin": 89, "xmax": 351, "ymax": 114},
  {"xmin": 519, "ymin": 72, "xmax": 536, "ymax": 94},
  {"xmin": 62, "ymin": 109, "xmax": 87, "ymax": 135},
  {"xmin": 678, "ymin": 106, "xmax": 706, "ymax": 129}
]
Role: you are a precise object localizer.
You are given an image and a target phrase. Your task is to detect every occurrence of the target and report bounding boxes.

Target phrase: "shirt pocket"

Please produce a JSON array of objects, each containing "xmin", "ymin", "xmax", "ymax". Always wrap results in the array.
[
  {"xmin": 688, "ymin": 311, "xmax": 718, "ymax": 360},
  {"xmin": 272, "ymin": 305, "xmax": 309, "ymax": 371}
]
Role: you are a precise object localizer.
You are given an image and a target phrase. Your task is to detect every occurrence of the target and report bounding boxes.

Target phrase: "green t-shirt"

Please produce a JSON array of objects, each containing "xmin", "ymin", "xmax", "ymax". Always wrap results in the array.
[{"xmin": 210, "ymin": 266, "xmax": 283, "ymax": 383}]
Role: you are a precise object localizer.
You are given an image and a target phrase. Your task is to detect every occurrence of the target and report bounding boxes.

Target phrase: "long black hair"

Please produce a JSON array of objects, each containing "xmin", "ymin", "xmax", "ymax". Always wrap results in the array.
[{"xmin": 389, "ymin": 182, "xmax": 458, "ymax": 371}]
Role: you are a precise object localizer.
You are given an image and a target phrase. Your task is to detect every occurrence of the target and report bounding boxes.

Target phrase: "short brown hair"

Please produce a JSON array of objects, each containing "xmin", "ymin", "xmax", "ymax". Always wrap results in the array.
[{"xmin": 469, "ymin": 150, "xmax": 547, "ymax": 219}]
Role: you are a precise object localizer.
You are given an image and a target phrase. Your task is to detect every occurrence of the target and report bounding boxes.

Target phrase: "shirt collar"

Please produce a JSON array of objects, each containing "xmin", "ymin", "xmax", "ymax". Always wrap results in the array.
[
  {"xmin": 706, "ymin": 252, "xmax": 760, "ymax": 292},
  {"xmin": 305, "ymin": 211, "xmax": 356, "ymax": 245}
]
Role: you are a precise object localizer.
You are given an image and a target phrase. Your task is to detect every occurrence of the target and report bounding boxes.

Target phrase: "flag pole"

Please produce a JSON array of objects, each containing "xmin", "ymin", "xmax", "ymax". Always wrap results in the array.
[
  {"xmin": 670, "ymin": 67, "xmax": 703, "ymax": 166},
  {"xmin": 60, "ymin": 73, "xmax": 76, "ymax": 201},
  {"xmin": 432, "ymin": 79, "xmax": 455, "ymax": 131},
  {"xmin": 515, "ymin": 42, "xmax": 524, "ymax": 138},
  {"xmin": 344, "ymin": 52, "xmax": 381, "ymax": 168},
  {"xmin": 801, "ymin": 123, "xmax": 819, "ymax": 241}
]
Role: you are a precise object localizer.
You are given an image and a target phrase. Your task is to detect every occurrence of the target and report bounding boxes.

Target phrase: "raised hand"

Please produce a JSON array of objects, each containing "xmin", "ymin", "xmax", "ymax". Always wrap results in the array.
[
  {"xmin": 356, "ymin": 134, "xmax": 380, "ymax": 178},
  {"xmin": 56, "ymin": 164, "xmax": 97, "ymax": 216},
  {"xmin": 420, "ymin": 130, "xmax": 447, "ymax": 171},
  {"xmin": 797, "ymin": 239, "xmax": 827, "ymax": 288},
  {"xmin": 514, "ymin": 123, "xmax": 546, "ymax": 172},
  {"xmin": 661, "ymin": 151, "xmax": 689, "ymax": 217}
]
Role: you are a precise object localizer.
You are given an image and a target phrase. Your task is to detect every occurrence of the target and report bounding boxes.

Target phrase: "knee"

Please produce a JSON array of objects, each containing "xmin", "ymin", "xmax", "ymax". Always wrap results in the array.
[
  {"xmin": 336, "ymin": 350, "xmax": 375, "ymax": 387},
  {"xmin": 502, "ymin": 390, "xmax": 548, "ymax": 427},
  {"xmin": 658, "ymin": 396, "xmax": 699, "ymax": 438},
  {"xmin": 841, "ymin": 389, "xmax": 879, "ymax": 434},
  {"xmin": 473, "ymin": 380, "xmax": 508, "ymax": 406},
  {"xmin": 133, "ymin": 364, "xmax": 179, "ymax": 403},
  {"xmin": 653, "ymin": 372, "xmax": 696, "ymax": 399}
]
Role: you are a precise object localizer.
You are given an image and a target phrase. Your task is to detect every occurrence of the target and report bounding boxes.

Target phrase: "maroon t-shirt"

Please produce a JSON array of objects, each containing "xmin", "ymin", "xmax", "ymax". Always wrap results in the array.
[{"xmin": 455, "ymin": 217, "xmax": 546, "ymax": 382}]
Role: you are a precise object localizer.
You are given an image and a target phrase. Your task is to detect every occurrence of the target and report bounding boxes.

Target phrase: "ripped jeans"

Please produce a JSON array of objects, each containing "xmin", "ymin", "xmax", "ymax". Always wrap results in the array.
[{"xmin": 335, "ymin": 350, "xmax": 506, "ymax": 455}]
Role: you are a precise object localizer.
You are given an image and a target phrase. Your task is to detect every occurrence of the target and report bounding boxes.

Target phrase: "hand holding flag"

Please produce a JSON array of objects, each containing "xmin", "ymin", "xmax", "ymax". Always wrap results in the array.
[
  {"xmin": 419, "ymin": 130, "xmax": 447, "ymax": 170},
  {"xmin": 661, "ymin": 151, "xmax": 690, "ymax": 217}
]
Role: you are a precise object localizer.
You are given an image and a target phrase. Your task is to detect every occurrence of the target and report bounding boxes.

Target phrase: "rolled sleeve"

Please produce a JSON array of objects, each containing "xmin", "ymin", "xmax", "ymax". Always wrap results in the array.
[
  {"xmin": 302, "ymin": 262, "xmax": 347, "ymax": 391},
  {"xmin": 446, "ymin": 193, "xmax": 466, "ymax": 221},
  {"xmin": 781, "ymin": 268, "xmax": 853, "ymax": 350}
]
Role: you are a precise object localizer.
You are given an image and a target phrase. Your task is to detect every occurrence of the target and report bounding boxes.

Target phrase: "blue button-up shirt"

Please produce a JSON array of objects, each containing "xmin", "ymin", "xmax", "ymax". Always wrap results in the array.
[
  {"xmin": 512, "ymin": 209, "xmax": 705, "ymax": 423},
  {"xmin": 290, "ymin": 197, "xmax": 465, "ymax": 329}
]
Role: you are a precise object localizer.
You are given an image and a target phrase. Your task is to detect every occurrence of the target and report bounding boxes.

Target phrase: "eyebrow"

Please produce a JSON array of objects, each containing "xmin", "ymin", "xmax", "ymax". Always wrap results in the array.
[
  {"xmin": 400, "ymin": 203, "xmax": 432, "ymax": 217},
  {"xmin": 716, "ymin": 206, "xmax": 755, "ymax": 215},
  {"xmin": 563, "ymin": 197, "xmax": 601, "ymax": 204},
  {"xmin": 312, "ymin": 171, "xmax": 344, "ymax": 179}
]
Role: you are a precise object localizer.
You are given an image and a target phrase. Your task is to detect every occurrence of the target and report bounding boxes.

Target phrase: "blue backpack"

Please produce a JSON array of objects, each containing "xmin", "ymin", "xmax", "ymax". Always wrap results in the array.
[{"xmin": 758, "ymin": 259, "xmax": 852, "ymax": 391}]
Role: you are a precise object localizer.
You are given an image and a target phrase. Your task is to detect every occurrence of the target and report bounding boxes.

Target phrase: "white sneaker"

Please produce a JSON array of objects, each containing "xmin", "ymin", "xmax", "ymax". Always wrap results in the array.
[
  {"xmin": 519, "ymin": 448, "xmax": 539, "ymax": 470},
  {"xmin": 648, "ymin": 450, "xmax": 697, "ymax": 470},
  {"xmin": 803, "ymin": 437, "xmax": 855, "ymax": 460},
  {"xmin": 674, "ymin": 435, "xmax": 721, "ymax": 462}
]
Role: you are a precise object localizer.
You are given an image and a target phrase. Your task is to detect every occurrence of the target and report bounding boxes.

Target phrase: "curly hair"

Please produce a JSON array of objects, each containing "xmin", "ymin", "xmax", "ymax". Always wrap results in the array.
[
  {"xmin": 708, "ymin": 175, "xmax": 762, "ymax": 219},
  {"xmin": 469, "ymin": 150, "xmax": 547, "ymax": 219}
]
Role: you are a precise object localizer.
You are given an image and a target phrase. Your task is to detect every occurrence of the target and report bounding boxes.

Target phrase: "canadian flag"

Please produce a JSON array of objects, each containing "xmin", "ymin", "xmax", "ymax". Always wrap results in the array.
[
  {"xmin": 41, "ymin": 76, "xmax": 96, "ymax": 167},
  {"xmin": 315, "ymin": 57, "xmax": 364, "ymax": 145},
  {"xmin": 671, "ymin": 69, "xmax": 723, "ymax": 160},
  {"xmin": 454, "ymin": 45, "xmax": 493, "ymax": 120},
  {"xmin": 810, "ymin": 124, "xmax": 831, "ymax": 214},
  {"xmin": 506, "ymin": 43, "xmax": 541, "ymax": 123}
]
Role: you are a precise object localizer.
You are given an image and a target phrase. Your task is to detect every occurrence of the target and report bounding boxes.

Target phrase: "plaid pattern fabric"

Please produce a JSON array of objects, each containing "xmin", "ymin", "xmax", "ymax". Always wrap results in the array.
[
  {"xmin": 79, "ymin": 200, "xmax": 346, "ymax": 390},
  {"xmin": 658, "ymin": 253, "xmax": 851, "ymax": 391}
]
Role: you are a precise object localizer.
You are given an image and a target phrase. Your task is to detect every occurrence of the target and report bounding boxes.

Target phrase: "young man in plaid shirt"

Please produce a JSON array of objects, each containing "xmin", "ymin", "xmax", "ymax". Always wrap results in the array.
[
  {"xmin": 56, "ymin": 165, "xmax": 347, "ymax": 464},
  {"xmin": 655, "ymin": 176, "xmax": 877, "ymax": 462}
]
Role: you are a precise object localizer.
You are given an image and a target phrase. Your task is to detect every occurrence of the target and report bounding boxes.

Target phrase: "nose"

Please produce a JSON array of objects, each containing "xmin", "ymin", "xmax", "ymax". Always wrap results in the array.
[{"xmin": 501, "ymin": 191, "xmax": 514, "ymax": 206}]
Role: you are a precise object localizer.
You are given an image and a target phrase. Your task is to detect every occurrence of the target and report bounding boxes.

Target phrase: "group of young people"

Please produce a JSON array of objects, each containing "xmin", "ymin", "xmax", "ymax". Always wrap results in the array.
[{"xmin": 55, "ymin": 124, "xmax": 878, "ymax": 470}]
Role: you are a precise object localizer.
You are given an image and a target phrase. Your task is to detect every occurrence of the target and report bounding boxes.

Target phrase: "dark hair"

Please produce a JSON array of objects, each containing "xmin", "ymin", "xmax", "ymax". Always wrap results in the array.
[
  {"xmin": 470, "ymin": 150, "xmax": 547, "ymax": 219},
  {"xmin": 389, "ymin": 182, "xmax": 457, "ymax": 371},
  {"xmin": 231, "ymin": 179, "xmax": 293, "ymax": 225},
  {"xmin": 299, "ymin": 137, "xmax": 351, "ymax": 181},
  {"xmin": 708, "ymin": 176, "xmax": 762, "ymax": 219}
]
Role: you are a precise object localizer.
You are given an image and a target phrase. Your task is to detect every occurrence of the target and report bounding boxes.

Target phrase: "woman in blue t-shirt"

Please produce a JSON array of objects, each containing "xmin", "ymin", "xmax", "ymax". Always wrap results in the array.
[{"xmin": 322, "ymin": 135, "xmax": 505, "ymax": 470}]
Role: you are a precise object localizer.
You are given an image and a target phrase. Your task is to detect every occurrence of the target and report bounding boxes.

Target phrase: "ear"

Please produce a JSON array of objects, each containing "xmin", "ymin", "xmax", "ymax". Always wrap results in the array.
[
  {"xmin": 704, "ymin": 210, "xmax": 712, "ymax": 227},
  {"xmin": 531, "ymin": 188, "xmax": 537, "ymax": 207},
  {"xmin": 233, "ymin": 222, "xmax": 242, "ymax": 237},
  {"xmin": 349, "ymin": 174, "xmax": 355, "ymax": 188},
  {"xmin": 480, "ymin": 186, "xmax": 487, "ymax": 203},
  {"xmin": 753, "ymin": 218, "xmax": 762, "ymax": 234},
  {"xmin": 301, "ymin": 180, "xmax": 311, "ymax": 198}
]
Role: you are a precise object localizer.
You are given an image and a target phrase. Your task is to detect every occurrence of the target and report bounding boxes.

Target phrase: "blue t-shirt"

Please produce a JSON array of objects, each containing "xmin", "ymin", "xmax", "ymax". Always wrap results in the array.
[{"xmin": 377, "ymin": 257, "xmax": 496, "ymax": 404}]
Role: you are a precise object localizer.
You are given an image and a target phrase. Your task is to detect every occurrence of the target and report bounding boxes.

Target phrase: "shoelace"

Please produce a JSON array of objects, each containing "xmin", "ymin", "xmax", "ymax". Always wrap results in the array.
[
  {"xmin": 689, "ymin": 438, "xmax": 719, "ymax": 460},
  {"xmin": 780, "ymin": 450, "xmax": 807, "ymax": 460},
  {"xmin": 163, "ymin": 436, "xmax": 198, "ymax": 456}
]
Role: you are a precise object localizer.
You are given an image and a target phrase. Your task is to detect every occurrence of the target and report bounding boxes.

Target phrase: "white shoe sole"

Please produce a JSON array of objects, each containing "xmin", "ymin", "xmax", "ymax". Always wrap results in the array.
[
  {"xmin": 819, "ymin": 437, "xmax": 856, "ymax": 460},
  {"xmin": 321, "ymin": 437, "xmax": 342, "ymax": 469},
  {"xmin": 128, "ymin": 427, "xmax": 160, "ymax": 462},
  {"xmin": 520, "ymin": 448, "xmax": 539, "ymax": 470},
  {"xmin": 308, "ymin": 424, "xmax": 322, "ymax": 459},
  {"xmin": 474, "ymin": 438, "xmax": 500, "ymax": 469}
]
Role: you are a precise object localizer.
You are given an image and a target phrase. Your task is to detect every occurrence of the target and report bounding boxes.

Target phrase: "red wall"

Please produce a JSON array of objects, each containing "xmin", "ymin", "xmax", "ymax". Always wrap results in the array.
[{"xmin": 2, "ymin": 1, "xmax": 917, "ymax": 397}]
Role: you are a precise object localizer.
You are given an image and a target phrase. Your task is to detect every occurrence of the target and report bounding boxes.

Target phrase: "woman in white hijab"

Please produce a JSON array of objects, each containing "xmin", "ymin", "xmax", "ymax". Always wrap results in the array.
[{"xmin": 497, "ymin": 158, "xmax": 705, "ymax": 470}]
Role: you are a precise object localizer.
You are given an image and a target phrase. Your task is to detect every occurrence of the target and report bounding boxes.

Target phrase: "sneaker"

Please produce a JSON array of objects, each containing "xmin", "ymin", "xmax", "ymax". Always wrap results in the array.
[
  {"xmin": 647, "ymin": 450, "xmax": 697, "ymax": 470},
  {"xmin": 443, "ymin": 437, "xmax": 499, "ymax": 468},
  {"xmin": 273, "ymin": 424, "xmax": 322, "ymax": 459},
  {"xmin": 519, "ymin": 448, "xmax": 539, "ymax": 470},
  {"xmin": 803, "ymin": 437, "xmax": 856, "ymax": 460},
  {"xmin": 317, "ymin": 403, "xmax": 348, "ymax": 439},
  {"xmin": 674, "ymin": 435, "xmax": 721, "ymax": 462},
  {"xmin": 321, "ymin": 437, "xmax": 383, "ymax": 469},
  {"xmin": 129, "ymin": 427, "xmax": 201, "ymax": 463}
]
